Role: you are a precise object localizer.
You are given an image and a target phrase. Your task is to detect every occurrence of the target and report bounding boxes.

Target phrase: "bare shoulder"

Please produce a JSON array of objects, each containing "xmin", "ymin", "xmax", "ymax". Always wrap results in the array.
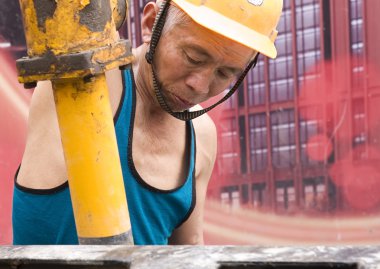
[
  {"xmin": 17, "ymin": 80, "xmax": 67, "ymax": 188},
  {"xmin": 191, "ymin": 105, "xmax": 217, "ymax": 179},
  {"xmin": 26, "ymin": 80, "xmax": 57, "ymax": 136},
  {"xmin": 18, "ymin": 72, "xmax": 123, "ymax": 189},
  {"xmin": 29, "ymin": 81, "xmax": 54, "ymax": 112},
  {"xmin": 22, "ymin": 80, "xmax": 59, "ymax": 134},
  {"xmin": 168, "ymin": 106, "xmax": 217, "ymax": 244}
]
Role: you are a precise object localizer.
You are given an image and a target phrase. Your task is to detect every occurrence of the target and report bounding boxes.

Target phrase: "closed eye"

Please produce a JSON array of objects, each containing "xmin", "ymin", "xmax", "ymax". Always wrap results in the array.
[
  {"xmin": 217, "ymin": 68, "xmax": 234, "ymax": 80},
  {"xmin": 184, "ymin": 52, "xmax": 204, "ymax": 65}
]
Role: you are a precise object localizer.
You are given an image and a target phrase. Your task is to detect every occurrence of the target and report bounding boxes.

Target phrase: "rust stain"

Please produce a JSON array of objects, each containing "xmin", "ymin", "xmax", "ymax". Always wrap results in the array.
[{"xmin": 71, "ymin": 92, "xmax": 79, "ymax": 100}]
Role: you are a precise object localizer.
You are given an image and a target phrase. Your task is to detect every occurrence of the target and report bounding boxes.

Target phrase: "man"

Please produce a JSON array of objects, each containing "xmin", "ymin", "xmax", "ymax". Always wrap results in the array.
[{"xmin": 12, "ymin": 0, "xmax": 283, "ymax": 245}]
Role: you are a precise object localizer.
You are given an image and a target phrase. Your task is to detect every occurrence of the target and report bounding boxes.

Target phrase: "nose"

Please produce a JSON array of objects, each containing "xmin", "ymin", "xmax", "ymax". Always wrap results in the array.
[{"xmin": 184, "ymin": 68, "xmax": 213, "ymax": 95}]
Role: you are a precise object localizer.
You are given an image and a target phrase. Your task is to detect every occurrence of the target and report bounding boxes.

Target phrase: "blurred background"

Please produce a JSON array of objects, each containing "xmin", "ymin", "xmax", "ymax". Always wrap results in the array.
[{"xmin": 1, "ymin": 0, "xmax": 380, "ymax": 245}]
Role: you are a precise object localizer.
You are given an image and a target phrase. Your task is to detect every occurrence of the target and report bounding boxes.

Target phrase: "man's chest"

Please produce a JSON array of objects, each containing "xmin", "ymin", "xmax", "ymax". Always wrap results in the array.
[{"xmin": 130, "ymin": 124, "xmax": 190, "ymax": 191}]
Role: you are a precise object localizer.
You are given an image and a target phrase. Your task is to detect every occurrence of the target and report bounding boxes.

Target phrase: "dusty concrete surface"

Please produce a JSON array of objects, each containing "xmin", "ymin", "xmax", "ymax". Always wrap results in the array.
[{"xmin": 0, "ymin": 245, "xmax": 380, "ymax": 269}]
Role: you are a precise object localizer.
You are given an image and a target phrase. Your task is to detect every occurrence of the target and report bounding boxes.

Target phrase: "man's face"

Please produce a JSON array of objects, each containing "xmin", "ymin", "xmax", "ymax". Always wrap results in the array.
[{"xmin": 153, "ymin": 19, "xmax": 255, "ymax": 112}]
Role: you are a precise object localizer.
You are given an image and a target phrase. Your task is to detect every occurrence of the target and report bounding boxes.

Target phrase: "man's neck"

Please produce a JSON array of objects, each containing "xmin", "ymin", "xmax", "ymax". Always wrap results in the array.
[{"xmin": 132, "ymin": 45, "xmax": 185, "ymax": 131}]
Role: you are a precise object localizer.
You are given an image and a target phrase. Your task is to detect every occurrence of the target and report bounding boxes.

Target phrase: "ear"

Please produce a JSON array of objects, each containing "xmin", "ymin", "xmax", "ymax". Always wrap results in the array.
[{"xmin": 141, "ymin": 2, "xmax": 160, "ymax": 44}]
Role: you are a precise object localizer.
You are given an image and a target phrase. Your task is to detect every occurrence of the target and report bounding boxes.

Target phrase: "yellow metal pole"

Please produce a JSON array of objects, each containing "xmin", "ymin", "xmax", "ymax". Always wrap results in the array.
[{"xmin": 17, "ymin": 0, "xmax": 134, "ymax": 244}]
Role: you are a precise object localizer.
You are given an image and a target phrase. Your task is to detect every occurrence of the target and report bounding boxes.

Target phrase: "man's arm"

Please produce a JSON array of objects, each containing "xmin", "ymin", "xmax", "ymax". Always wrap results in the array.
[
  {"xmin": 17, "ymin": 69, "xmax": 123, "ymax": 189},
  {"xmin": 168, "ymin": 111, "xmax": 217, "ymax": 245},
  {"xmin": 16, "ymin": 80, "xmax": 69, "ymax": 189}
]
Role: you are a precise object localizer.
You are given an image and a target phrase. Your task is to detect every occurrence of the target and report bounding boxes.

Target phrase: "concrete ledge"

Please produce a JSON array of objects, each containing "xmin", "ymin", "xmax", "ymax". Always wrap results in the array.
[{"xmin": 0, "ymin": 246, "xmax": 379, "ymax": 269}]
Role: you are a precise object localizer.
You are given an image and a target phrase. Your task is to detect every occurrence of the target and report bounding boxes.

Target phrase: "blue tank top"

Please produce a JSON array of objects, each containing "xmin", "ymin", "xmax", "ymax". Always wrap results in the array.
[{"xmin": 12, "ymin": 66, "xmax": 196, "ymax": 245}]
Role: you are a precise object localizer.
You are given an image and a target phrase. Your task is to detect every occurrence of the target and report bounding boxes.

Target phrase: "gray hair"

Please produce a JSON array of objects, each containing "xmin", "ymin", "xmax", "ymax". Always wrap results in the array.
[{"xmin": 156, "ymin": 1, "xmax": 192, "ymax": 35}]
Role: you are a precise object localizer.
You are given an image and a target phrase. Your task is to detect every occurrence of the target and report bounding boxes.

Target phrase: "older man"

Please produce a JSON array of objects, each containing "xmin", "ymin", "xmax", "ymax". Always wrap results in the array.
[{"xmin": 13, "ymin": 0, "xmax": 283, "ymax": 245}]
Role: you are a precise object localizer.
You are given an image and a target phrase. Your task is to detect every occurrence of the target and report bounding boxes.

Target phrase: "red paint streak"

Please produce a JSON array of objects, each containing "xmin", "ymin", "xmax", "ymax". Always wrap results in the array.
[
  {"xmin": 204, "ymin": 200, "xmax": 380, "ymax": 245},
  {"xmin": 0, "ymin": 49, "xmax": 31, "ymax": 245},
  {"xmin": 298, "ymin": 57, "xmax": 380, "ymax": 212},
  {"xmin": 330, "ymin": 146, "xmax": 380, "ymax": 211},
  {"xmin": 306, "ymin": 134, "xmax": 333, "ymax": 162},
  {"xmin": 298, "ymin": 58, "xmax": 347, "ymax": 131}
]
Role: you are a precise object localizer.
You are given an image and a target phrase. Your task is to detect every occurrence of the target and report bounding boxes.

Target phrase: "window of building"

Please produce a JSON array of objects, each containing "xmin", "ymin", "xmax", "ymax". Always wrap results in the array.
[
  {"xmin": 352, "ymin": 98, "xmax": 366, "ymax": 159},
  {"xmin": 252, "ymin": 183, "xmax": 266, "ymax": 208},
  {"xmin": 276, "ymin": 180, "xmax": 296, "ymax": 212},
  {"xmin": 237, "ymin": 83, "xmax": 245, "ymax": 107},
  {"xmin": 299, "ymin": 105, "xmax": 325, "ymax": 165},
  {"xmin": 238, "ymin": 116, "xmax": 248, "ymax": 174},
  {"xmin": 127, "ymin": 0, "xmax": 152, "ymax": 46},
  {"xmin": 127, "ymin": 0, "xmax": 137, "ymax": 46},
  {"xmin": 303, "ymin": 177, "xmax": 326, "ymax": 211},
  {"xmin": 296, "ymin": 0, "xmax": 322, "ymax": 94},
  {"xmin": 247, "ymin": 56, "xmax": 266, "ymax": 106},
  {"xmin": 249, "ymin": 113, "xmax": 268, "ymax": 172},
  {"xmin": 271, "ymin": 109, "xmax": 296, "ymax": 168},
  {"xmin": 220, "ymin": 186, "xmax": 240, "ymax": 209},
  {"xmin": 223, "ymin": 89, "xmax": 237, "ymax": 109},
  {"xmin": 349, "ymin": 0, "xmax": 365, "ymax": 89},
  {"xmin": 241, "ymin": 184, "xmax": 249, "ymax": 205},
  {"xmin": 219, "ymin": 118, "xmax": 239, "ymax": 175},
  {"xmin": 220, "ymin": 192, "xmax": 229, "ymax": 208},
  {"xmin": 231, "ymin": 190, "xmax": 240, "ymax": 209},
  {"xmin": 269, "ymin": 1, "xmax": 294, "ymax": 103}
]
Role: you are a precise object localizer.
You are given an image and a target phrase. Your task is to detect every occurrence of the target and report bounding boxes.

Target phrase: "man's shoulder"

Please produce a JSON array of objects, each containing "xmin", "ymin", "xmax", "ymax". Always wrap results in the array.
[
  {"xmin": 28, "ymin": 80, "xmax": 55, "ymax": 126},
  {"xmin": 190, "ymin": 105, "xmax": 217, "ymax": 178},
  {"xmin": 191, "ymin": 105, "xmax": 217, "ymax": 149}
]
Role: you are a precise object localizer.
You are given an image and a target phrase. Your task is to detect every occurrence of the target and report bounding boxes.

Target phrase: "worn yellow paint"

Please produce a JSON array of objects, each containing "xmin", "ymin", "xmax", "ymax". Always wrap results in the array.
[
  {"xmin": 53, "ymin": 75, "xmax": 131, "ymax": 237},
  {"xmin": 18, "ymin": 0, "xmax": 133, "ymax": 240},
  {"xmin": 80, "ymin": 0, "xmax": 91, "ymax": 9},
  {"xmin": 111, "ymin": 0, "xmax": 129, "ymax": 29},
  {"xmin": 19, "ymin": 0, "xmax": 118, "ymax": 56}
]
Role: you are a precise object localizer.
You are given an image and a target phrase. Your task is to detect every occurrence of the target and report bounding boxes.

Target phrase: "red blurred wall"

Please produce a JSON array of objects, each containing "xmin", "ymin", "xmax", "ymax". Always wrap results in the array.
[{"xmin": 0, "ymin": 50, "xmax": 30, "ymax": 245}]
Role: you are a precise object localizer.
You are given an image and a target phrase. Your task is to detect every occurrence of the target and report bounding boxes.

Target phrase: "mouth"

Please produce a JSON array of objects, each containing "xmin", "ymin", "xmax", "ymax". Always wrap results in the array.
[{"xmin": 168, "ymin": 92, "xmax": 195, "ymax": 111}]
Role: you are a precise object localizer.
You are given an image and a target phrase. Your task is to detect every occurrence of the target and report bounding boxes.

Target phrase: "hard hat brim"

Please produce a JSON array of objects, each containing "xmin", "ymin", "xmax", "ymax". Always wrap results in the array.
[{"xmin": 171, "ymin": 0, "xmax": 278, "ymax": 59}]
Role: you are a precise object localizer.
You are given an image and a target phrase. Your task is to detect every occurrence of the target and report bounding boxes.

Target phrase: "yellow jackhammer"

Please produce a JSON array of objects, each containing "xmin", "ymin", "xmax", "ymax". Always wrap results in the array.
[{"xmin": 16, "ymin": 0, "xmax": 134, "ymax": 244}]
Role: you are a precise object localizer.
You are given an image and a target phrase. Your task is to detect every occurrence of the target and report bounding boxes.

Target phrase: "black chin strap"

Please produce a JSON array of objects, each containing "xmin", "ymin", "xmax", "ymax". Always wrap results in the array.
[
  {"xmin": 145, "ymin": 0, "xmax": 171, "ymax": 65},
  {"xmin": 145, "ymin": 0, "xmax": 259, "ymax": 121}
]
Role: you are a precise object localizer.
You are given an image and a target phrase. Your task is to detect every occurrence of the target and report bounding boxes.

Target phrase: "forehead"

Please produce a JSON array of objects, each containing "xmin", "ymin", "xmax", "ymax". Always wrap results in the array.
[{"xmin": 166, "ymin": 18, "xmax": 255, "ymax": 65}]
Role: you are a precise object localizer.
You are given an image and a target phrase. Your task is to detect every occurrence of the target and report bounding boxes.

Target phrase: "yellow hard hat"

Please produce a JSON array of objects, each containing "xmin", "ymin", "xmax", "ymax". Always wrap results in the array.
[{"xmin": 171, "ymin": 0, "xmax": 283, "ymax": 59}]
